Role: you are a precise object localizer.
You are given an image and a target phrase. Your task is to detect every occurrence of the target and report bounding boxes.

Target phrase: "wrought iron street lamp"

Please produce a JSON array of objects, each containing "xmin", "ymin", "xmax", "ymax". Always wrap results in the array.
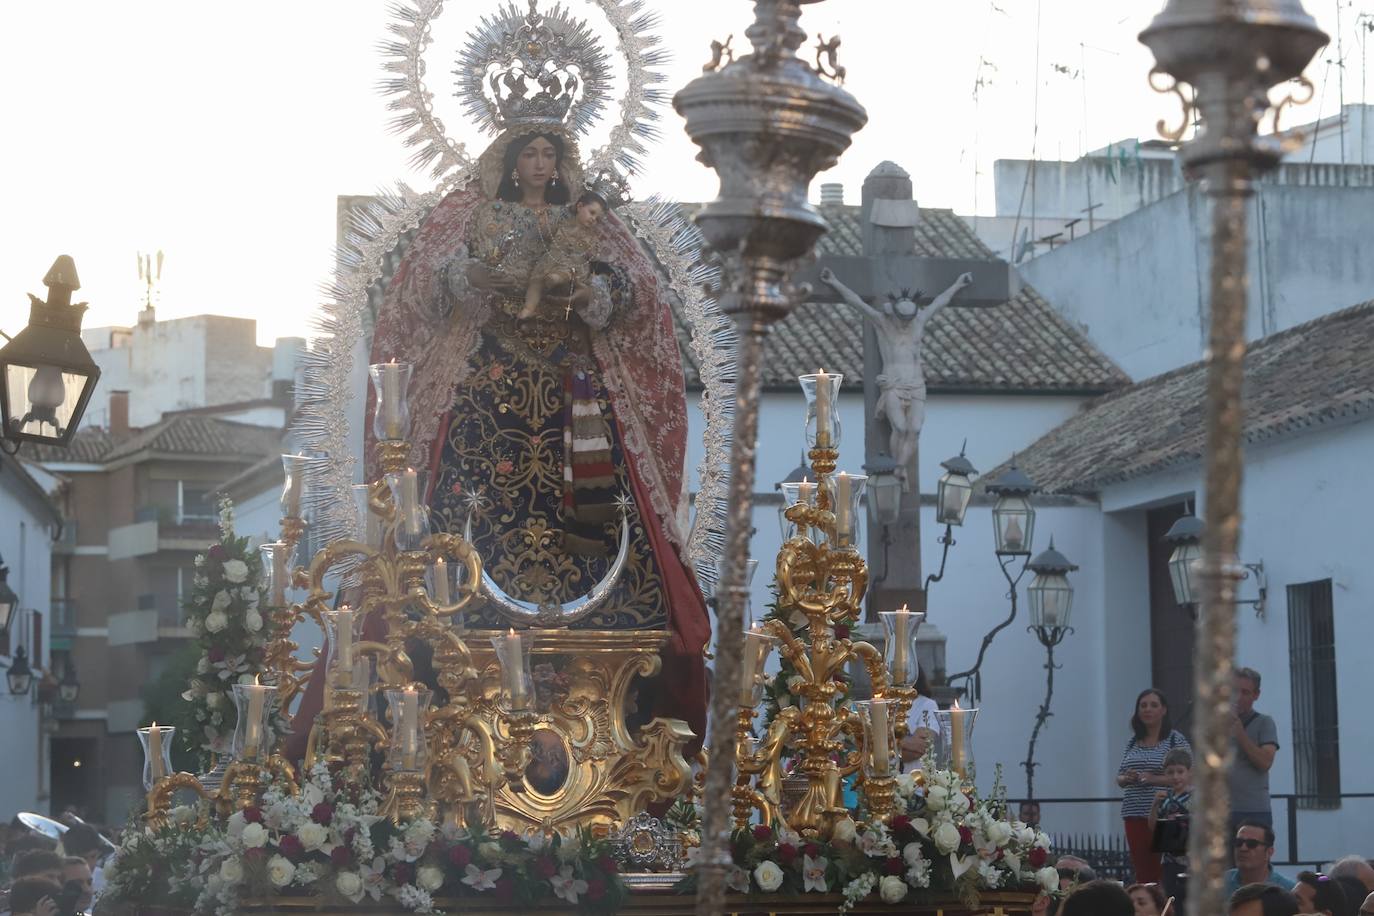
[
  {"xmin": 985, "ymin": 459, "xmax": 1038, "ymax": 557},
  {"xmin": 1022, "ymin": 538, "xmax": 1077, "ymax": 799},
  {"xmin": 0, "ymin": 557, "xmax": 17, "ymax": 639},
  {"xmin": 1164, "ymin": 513, "xmax": 1204, "ymax": 610},
  {"xmin": 7, "ymin": 645, "xmax": 34, "ymax": 696},
  {"xmin": 935, "ymin": 443, "xmax": 977, "ymax": 527},
  {"xmin": 59, "ymin": 660, "xmax": 80, "ymax": 704},
  {"xmin": 1, "ymin": 256, "xmax": 101, "ymax": 451},
  {"xmin": 863, "ymin": 453, "xmax": 902, "ymax": 528}
]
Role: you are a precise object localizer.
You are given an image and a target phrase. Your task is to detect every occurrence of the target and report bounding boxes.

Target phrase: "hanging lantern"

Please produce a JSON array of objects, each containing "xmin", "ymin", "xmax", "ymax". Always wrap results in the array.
[
  {"xmin": 1163, "ymin": 513, "xmax": 1204, "ymax": 609},
  {"xmin": 935, "ymin": 444, "xmax": 978, "ymax": 527},
  {"xmin": 985, "ymin": 459, "xmax": 1039, "ymax": 556},
  {"xmin": 58, "ymin": 661, "xmax": 80, "ymax": 704},
  {"xmin": 0, "ymin": 557, "xmax": 18, "ymax": 639},
  {"xmin": 7, "ymin": 645, "xmax": 34, "ymax": 696},
  {"xmin": 863, "ymin": 453, "xmax": 902, "ymax": 528},
  {"xmin": 1026, "ymin": 538, "xmax": 1078, "ymax": 631},
  {"xmin": 0, "ymin": 257, "xmax": 101, "ymax": 448}
]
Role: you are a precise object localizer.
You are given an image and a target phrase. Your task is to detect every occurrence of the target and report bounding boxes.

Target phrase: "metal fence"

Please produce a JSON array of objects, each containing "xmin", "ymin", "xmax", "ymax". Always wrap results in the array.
[{"xmin": 1026, "ymin": 791, "xmax": 1374, "ymax": 879}]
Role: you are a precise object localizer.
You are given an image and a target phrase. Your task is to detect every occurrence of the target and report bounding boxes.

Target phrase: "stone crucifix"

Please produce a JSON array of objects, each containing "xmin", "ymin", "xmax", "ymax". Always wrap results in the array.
[{"xmin": 819, "ymin": 268, "xmax": 973, "ymax": 491}]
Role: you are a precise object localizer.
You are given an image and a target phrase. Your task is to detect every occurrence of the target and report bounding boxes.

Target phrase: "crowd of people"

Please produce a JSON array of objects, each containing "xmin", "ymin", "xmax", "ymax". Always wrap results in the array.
[{"xmin": 0, "ymin": 817, "xmax": 110, "ymax": 916}]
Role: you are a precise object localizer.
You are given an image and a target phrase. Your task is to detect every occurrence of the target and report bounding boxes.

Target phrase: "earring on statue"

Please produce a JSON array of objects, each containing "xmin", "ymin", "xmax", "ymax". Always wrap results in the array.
[{"xmin": 511, "ymin": 169, "xmax": 520, "ymax": 186}]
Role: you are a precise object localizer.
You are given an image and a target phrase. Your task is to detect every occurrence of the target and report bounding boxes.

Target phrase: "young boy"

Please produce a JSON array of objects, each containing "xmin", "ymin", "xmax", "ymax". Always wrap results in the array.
[{"xmin": 1150, "ymin": 747, "xmax": 1193, "ymax": 902}]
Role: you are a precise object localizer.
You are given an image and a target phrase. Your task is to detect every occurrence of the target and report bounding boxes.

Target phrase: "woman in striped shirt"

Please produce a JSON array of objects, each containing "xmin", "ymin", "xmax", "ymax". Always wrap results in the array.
[{"xmin": 1116, "ymin": 687, "xmax": 1191, "ymax": 884}]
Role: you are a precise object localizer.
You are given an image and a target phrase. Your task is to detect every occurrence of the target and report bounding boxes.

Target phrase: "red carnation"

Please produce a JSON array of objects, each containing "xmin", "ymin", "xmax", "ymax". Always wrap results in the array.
[
  {"xmin": 957, "ymin": 826, "xmax": 973, "ymax": 847},
  {"xmin": 834, "ymin": 623, "xmax": 850, "ymax": 640},
  {"xmin": 803, "ymin": 842, "xmax": 821, "ymax": 859},
  {"xmin": 277, "ymin": 835, "xmax": 305, "ymax": 861},
  {"xmin": 586, "ymin": 878, "xmax": 607, "ymax": 901},
  {"xmin": 1028, "ymin": 846, "xmax": 1048, "ymax": 869},
  {"xmin": 330, "ymin": 846, "xmax": 354, "ymax": 868},
  {"xmin": 890, "ymin": 814, "xmax": 912, "ymax": 836},
  {"xmin": 535, "ymin": 855, "xmax": 558, "ymax": 879},
  {"xmin": 449, "ymin": 845, "xmax": 473, "ymax": 868},
  {"xmin": 752, "ymin": 824, "xmax": 772, "ymax": 842},
  {"xmin": 596, "ymin": 855, "xmax": 618, "ymax": 875},
  {"xmin": 885, "ymin": 856, "xmax": 904, "ymax": 876},
  {"xmin": 242, "ymin": 806, "xmax": 264, "ymax": 824},
  {"xmin": 391, "ymin": 862, "xmax": 414, "ymax": 886},
  {"xmin": 311, "ymin": 802, "xmax": 334, "ymax": 825},
  {"xmin": 208, "ymin": 544, "xmax": 228, "ymax": 562},
  {"xmin": 776, "ymin": 842, "xmax": 798, "ymax": 864}
]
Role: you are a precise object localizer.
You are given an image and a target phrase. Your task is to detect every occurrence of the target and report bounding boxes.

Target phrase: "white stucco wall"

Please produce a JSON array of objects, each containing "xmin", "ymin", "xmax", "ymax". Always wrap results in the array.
[
  {"xmin": 1096, "ymin": 420, "xmax": 1374, "ymax": 865},
  {"xmin": 0, "ymin": 470, "xmax": 56, "ymax": 819}
]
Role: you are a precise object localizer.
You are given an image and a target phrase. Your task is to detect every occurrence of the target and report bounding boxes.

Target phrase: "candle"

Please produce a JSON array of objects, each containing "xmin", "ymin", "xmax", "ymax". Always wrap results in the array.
[
  {"xmin": 814, "ymin": 368, "xmax": 832, "ymax": 447},
  {"xmin": 382, "ymin": 359, "xmax": 403, "ymax": 439},
  {"xmin": 503, "ymin": 628, "xmax": 527, "ymax": 708},
  {"xmin": 402, "ymin": 686, "xmax": 419, "ymax": 769},
  {"xmin": 433, "ymin": 557, "xmax": 451, "ymax": 605},
  {"xmin": 950, "ymin": 700, "xmax": 966, "ymax": 777},
  {"xmin": 390, "ymin": 467, "xmax": 426, "ymax": 548},
  {"xmin": 797, "ymin": 476, "xmax": 816, "ymax": 506},
  {"xmin": 870, "ymin": 701, "xmax": 892, "ymax": 775},
  {"xmin": 834, "ymin": 471, "xmax": 852, "ymax": 543},
  {"xmin": 244, "ymin": 677, "xmax": 267, "ymax": 759},
  {"xmin": 149, "ymin": 722, "xmax": 165, "ymax": 781},
  {"xmin": 892, "ymin": 605, "xmax": 909, "ymax": 684},
  {"xmin": 271, "ymin": 545, "xmax": 288, "ymax": 607}
]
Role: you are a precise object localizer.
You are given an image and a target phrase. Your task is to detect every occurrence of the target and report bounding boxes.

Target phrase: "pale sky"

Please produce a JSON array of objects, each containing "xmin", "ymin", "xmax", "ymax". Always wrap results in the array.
[{"xmin": 1, "ymin": 0, "xmax": 1366, "ymax": 345}]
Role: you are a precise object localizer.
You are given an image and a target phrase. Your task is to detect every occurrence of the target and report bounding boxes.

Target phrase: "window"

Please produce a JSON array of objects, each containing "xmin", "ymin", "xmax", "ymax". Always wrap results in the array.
[
  {"xmin": 179, "ymin": 483, "xmax": 218, "ymax": 522},
  {"xmin": 1287, "ymin": 579, "xmax": 1341, "ymax": 809}
]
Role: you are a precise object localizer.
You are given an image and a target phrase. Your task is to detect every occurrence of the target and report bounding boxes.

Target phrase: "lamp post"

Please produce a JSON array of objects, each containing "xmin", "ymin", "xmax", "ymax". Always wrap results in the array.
[
  {"xmin": 924, "ymin": 445, "xmax": 979, "ymax": 596},
  {"xmin": 1021, "ymin": 539, "xmax": 1077, "ymax": 798},
  {"xmin": 676, "ymin": 3, "xmax": 866, "ymax": 909},
  {"xmin": 0, "ymin": 557, "xmax": 17, "ymax": 640},
  {"xmin": 1164, "ymin": 511, "xmax": 1267, "ymax": 619},
  {"xmin": 0, "ymin": 256, "xmax": 101, "ymax": 451},
  {"xmin": 7, "ymin": 645, "xmax": 34, "ymax": 697},
  {"xmin": 1139, "ymin": 3, "xmax": 1325, "ymax": 910}
]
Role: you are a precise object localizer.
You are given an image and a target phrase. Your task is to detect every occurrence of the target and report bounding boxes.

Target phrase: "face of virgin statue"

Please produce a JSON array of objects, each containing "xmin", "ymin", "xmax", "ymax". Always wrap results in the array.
[{"xmin": 516, "ymin": 136, "xmax": 559, "ymax": 192}]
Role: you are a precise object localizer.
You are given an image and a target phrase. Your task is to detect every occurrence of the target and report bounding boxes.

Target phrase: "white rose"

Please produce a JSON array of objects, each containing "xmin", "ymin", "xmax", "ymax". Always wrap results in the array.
[
  {"xmin": 267, "ymin": 854, "xmax": 296, "ymax": 887},
  {"xmin": 1033, "ymin": 831, "xmax": 1051, "ymax": 850},
  {"xmin": 879, "ymin": 875, "xmax": 908, "ymax": 904},
  {"xmin": 985, "ymin": 820, "xmax": 1012, "ymax": 847},
  {"xmin": 478, "ymin": 841, "xmax": 502, "ymax": 862},
  {"xmin": 932, "ymin": 821, "xmax": 961, "ymax": 855},
  {"xmin": 335, "ymin": 871, "xmax": 364, "ymax": 901},
  {"xmin": 946, "ymin": 791, "xmax": 971, "ymax": 815},
  {"xmin": 895, "ymin": 772, "xmax": 916, "ymax": 798},
  {"xmin": 238, "ymin": 672, "xmax": 257, "ymax": 685},
  {"xmin": 211, "ymin": 589, "xmax": 233, "ymax": 613},
  {"xmin": 197, "ymin": 657, "xmax": 210, "ymax": 674},
  {"xmin": 902, "ymin": 842, "xmax": 925, "ymax": 867},
  {"xmin": 223, "ymin": 559, "xmax": 249, "ymax": 583},
  {"xmin": 911, "ymin": 818, "xmax": 931, "ymax": 838},
  {"xmin": 1037, "ymin": 866, "xmax": 1059, "ymax": 894},
  {"xmin": 298, "ymin": 822, "xmax": 329, "ymax": 851},
  {"xmin": 925, "ymin": 785, "xmax": 948, "ymax": 811},
  {"xmin": 240, "ymin": 822, "xmax": 269, "ymax": 848},
  {"xmin": 830, "ymin": 817, "xmax": 857, "ymax": 844},
  {"xmin": 204, "ymin": 610, "xmax": 228, "ymax": 633},
  {"xmin": 245, "ymin": 610, "xmax": 263, "ymax": 633},
  {"xmin": 753, "ymin": 860, "xmax": 784, "ymax": 892},
  {"xmin": 417, "ymin": 865, "xmax": 445, "ymax": 892},
  {"xmin": 219, "ymin": 857, "xmax": 244, "ymax": 883}
]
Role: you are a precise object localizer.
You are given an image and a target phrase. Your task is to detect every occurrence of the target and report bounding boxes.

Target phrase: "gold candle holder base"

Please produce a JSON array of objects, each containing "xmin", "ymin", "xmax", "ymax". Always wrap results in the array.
[{"xmin": 380, "ymin": 769, "xmax": 435, "ymax": 824}]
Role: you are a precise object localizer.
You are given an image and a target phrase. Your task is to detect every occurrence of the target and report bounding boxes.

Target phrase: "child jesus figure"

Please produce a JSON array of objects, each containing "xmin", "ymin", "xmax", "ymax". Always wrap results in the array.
[{"xmin": 520, "ymin": 191, "xmax": 608, "ymax": 320}]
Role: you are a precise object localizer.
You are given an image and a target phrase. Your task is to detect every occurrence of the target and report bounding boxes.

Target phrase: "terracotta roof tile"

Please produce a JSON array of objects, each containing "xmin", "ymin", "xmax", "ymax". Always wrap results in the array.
[
  {"xmin": 999, "ymin": 300, "xmax": 1374, "ymax": 495},
  {"xmin": 26, "ymin": 416, "xmax": 281, "ymax": 466}
]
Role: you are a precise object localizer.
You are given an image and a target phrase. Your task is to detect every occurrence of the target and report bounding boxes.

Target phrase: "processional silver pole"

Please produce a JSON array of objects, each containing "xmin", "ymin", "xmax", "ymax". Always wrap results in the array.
[
  {"xmin": 1139, "ymin": 3, "xmax": 1324, "ymax": 914},
  {"xmin": 675, "ymin": 2, "xmax": 866, "ymax": 912}
]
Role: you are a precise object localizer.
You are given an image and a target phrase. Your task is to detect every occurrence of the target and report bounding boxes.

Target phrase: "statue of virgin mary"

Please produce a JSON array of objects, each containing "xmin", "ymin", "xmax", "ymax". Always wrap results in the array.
[{"xmin": 361, "ymin": 2, "xmax": 710, "ymax": 746}]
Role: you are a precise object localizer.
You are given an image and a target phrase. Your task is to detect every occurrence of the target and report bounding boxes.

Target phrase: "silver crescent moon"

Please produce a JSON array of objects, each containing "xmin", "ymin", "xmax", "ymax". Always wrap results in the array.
[{"xmin": 464, "ymin": 507, "xmax": 632, "ymax": 627}]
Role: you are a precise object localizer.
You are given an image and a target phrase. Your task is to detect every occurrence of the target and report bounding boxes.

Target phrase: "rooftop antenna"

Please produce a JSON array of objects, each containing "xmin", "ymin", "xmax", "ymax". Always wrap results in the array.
[{"xmin": 137, "ymin": 250, "xmax": 164, "ymax": 315}]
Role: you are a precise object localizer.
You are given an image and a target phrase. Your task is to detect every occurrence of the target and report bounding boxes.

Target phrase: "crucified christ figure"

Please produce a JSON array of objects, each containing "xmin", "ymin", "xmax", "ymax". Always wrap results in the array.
[{"xmin": 819, "ymin": 267, "xmax": 973, "ymax": 491}]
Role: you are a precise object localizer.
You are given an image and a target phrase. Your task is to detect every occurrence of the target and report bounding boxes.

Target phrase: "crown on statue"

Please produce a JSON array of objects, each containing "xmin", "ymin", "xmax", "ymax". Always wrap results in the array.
[{"xmin": 456, "ymin": 1, "xmax": 612, "ymax": 136}]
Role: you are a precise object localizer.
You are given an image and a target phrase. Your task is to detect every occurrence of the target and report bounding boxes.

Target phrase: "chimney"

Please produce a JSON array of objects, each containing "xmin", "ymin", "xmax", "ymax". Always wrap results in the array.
[
  {"xmin": 109, "ymin": 390, "xmax": 130, "ymax": 442},
  {"xmin": 820, "ymin": 182, "xmax": 845, "ymax": 206}
]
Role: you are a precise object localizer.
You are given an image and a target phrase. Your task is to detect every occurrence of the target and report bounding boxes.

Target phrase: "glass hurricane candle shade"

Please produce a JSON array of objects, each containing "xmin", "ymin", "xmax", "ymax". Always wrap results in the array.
[
  {"xmin": 992, "ymin": 495, "xmax": 1035, "ymax": 556},
  {"xmin": 324, "ymin": 606, "xmax": 356, "ymax": 683},
  {"xmin": 490, "ymin": 630, "xmax": 534, "ymax": 711},
  {"xmin": 936, "ymin": 469, "xmax": 974, "ymax": 526},
  {"xmin": 799, "ymin": 371, "xmax": 843, "ymax": 449},
  {"xmin": 369, "ymin": 362, "xmax": 413, "ymax": 441},
  {"xmin": 351, "ymin": 483, "xmax": 383, "ymax": 548},
  {"xmin": 738, "ymin": 627, "xmax": 776, "ymax": 707},
  {"xmin": 879, "ymin": 608, "xmax": 925, "ymax": 687},
  {"xmin": 778, "ymin": 479, "xmax": 819, "ymax": 542},
  {"xmin": 280, "ymin": 454, "xmax": 320, "ymax": 519},
  {"xmin": 385, "ymin": 687, "xmax": 432, "ymax": 772},
  {"xmin": 1028, "ymin": 571, "xmax": 1074, "ymax": 630},
  {"xmin": 259, "ymin": 541, "xmax": 291, "ymax": 608},
  {"xmin": 231, "ymin": 681, "xmax": 277, "ymax": 762},
  {"xmin": 351, "ymin": 656, "xmax": 374, "ymax": 714},
  {"xmin": 934, "ymin": 705, "xmax": 979, "ymax": 779},
  {"xmin": 1168, "ymin": 541, "xmax": 1202, "ymax": 606},
  {"xmin": 386, "ymin": 469, "xmax": 429, "ymax": 551},
  {"xmin": 856, "ymin": 700, "xmax": 898, "ymax": 777},
  {"xmin": 826, "ymin": 472, "xmax": 868, "ymax": 549},
  {"xmin": 137, "ymin": 724, "xmax": 176, "ymax": 790}
]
